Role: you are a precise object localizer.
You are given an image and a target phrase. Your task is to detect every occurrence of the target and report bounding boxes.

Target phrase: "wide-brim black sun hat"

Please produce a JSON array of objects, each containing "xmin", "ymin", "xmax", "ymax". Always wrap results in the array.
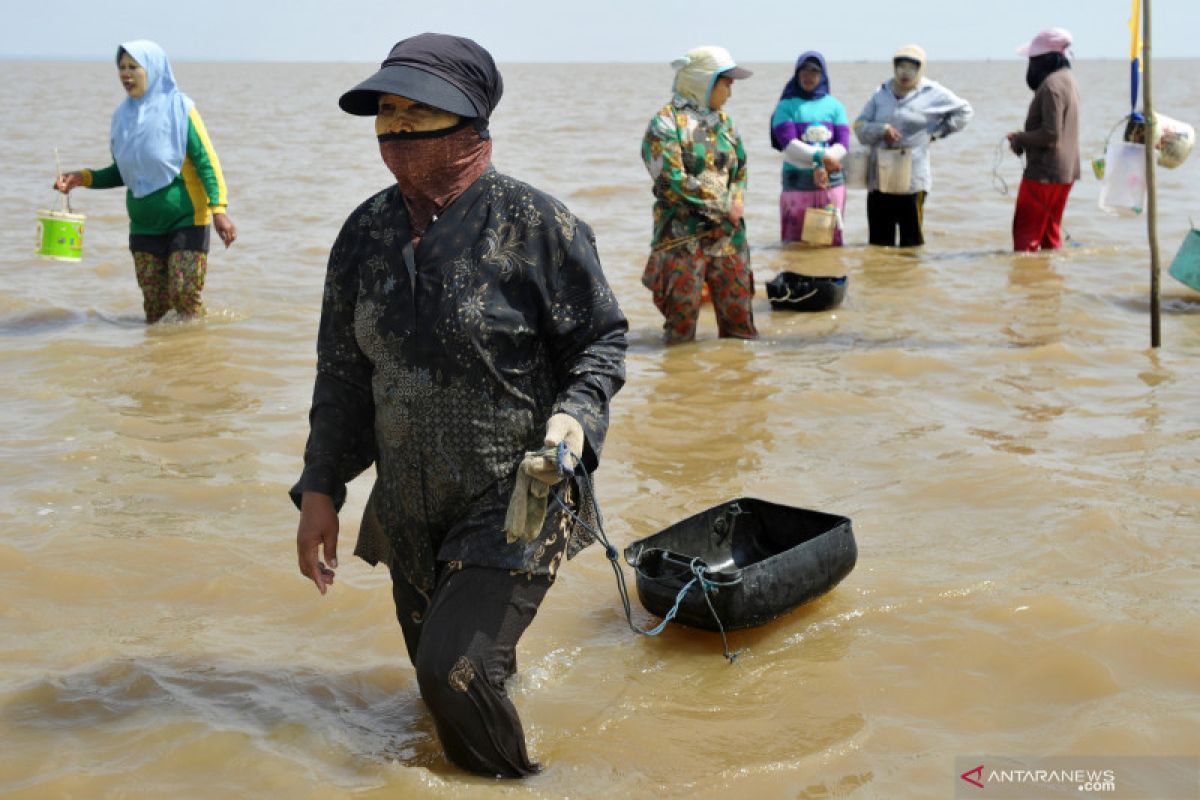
[
  {"xmin": 339, "ymin": 64, "xmax": 477, "ymax": 117},
  {"xmin": 338, "ymin": 32, "xmax": 503, "ymax": 119}
]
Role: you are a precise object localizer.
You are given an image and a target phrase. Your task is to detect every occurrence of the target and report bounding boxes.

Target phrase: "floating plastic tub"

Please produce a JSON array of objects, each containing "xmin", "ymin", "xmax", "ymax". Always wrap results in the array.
[
  {"xmin": 1168, "ymin": 225, "xmax": 1200, "ymax": 293},
  {"xmin": 624, "ymin": 498, "xmax": 857, "ymax": 632},
  {"xmin": 766, "ymin": 272, "xmax": 847, "ymax": 312}
]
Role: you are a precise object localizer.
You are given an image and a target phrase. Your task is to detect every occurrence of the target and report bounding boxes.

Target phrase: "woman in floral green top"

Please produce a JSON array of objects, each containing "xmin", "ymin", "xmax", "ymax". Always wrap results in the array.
[{"xmin": 641, "ymin": 46, "xmax": 757, "ymax": 344}]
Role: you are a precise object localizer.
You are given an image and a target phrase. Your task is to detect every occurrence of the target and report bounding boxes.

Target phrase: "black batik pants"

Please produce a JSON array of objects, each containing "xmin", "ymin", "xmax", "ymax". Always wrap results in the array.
[
  {"xmin": 867, "ymin": 190, "xmax": 927, "ymax": 247},
  {"xmin": 387, "ymin": 500, "xmax": 572, "ymax": 778}
]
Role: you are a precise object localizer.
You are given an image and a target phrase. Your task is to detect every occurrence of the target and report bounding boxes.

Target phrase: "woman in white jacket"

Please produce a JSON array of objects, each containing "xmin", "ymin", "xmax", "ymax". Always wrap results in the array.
[{"xmin": 853, "ymin": 45, "xmax": 972, "ymax": 247}]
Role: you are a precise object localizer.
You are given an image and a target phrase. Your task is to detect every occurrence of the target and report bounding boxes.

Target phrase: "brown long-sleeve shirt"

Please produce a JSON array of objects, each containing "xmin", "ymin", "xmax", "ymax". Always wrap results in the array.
[{"xmin": 1013, "ymin": 68, "xmax": 1081, "ymax": 184}]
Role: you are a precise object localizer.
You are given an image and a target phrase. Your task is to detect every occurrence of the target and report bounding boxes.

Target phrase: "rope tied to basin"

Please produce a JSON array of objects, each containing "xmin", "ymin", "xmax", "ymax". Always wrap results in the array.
[{"xmin": 548, "ymin": 441, "xmax": 742, "ymax": 662}]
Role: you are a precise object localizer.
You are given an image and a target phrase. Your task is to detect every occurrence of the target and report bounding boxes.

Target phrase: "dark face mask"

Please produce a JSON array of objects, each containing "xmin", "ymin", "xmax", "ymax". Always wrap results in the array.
[
  {"xmin": 1026, "ymin": 53, "xmax": 1069, "ymax": 91},
  {"xmin": 377, "ymin": 122, "xmax": 492, "ymax": 236}
]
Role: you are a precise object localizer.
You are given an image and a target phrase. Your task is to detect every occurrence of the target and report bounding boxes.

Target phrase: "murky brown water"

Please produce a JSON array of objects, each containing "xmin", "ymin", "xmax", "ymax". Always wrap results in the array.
[{"xmin": 1, "ymin": 59, "xmax": 1198, "ymax": 798}]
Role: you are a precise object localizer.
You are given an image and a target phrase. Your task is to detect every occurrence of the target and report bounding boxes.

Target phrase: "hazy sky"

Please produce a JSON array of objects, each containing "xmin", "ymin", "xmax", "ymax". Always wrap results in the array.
[{"xmin": 1, "ymin": 0, "xmax": 1192, "ymax": 62}]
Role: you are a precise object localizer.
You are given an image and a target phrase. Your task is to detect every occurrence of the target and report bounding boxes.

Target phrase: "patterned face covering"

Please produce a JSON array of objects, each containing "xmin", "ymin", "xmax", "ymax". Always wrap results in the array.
[{"xmin": 378, "ymin": 123, "xmax": 492, "ymax": 238}]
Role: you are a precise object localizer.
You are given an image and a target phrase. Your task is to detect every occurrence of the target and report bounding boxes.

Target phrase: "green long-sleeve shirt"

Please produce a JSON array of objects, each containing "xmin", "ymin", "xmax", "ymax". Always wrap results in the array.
[{"xmin": 84, "ymin": 106, "xmax": 228, "ymax": 236}]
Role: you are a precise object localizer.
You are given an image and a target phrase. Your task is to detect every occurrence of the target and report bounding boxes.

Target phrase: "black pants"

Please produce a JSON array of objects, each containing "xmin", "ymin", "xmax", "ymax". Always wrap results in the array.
[
  {"xmin": 388, "ymin": 563, "xmax": 552, "ymax": 777},
  {"xmin": 387, "ymin": 485, "xmax": 577, "ymax": 780},
  {"xmin": 867, "ymin": 190, "xmax": 927, "ymax": 247}
]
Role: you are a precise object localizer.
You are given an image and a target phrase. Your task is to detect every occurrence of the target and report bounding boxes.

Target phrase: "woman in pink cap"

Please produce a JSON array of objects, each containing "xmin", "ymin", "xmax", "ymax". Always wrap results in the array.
[{"xmin": 1007, "ymin": 28, "xmax": 1081, "ymax": 252}]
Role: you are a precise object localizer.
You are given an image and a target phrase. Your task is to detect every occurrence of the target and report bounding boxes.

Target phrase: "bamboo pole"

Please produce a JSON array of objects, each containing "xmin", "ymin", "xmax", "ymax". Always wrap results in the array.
[{"xmin": 1143, "ymin": 0, "xmax": 1162, "ymax": 347}]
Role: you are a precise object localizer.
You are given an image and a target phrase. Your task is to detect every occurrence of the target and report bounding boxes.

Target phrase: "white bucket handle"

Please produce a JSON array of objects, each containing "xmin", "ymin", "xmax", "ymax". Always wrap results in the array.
[{"xmin": 53, "ymin": 148, "xmax": 72, "ymax": 214}]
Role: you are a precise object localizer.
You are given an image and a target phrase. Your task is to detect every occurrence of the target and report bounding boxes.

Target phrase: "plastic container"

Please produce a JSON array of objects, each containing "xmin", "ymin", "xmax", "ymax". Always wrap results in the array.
[
  {"xmin": 1168, "ymin": 225, "xmax": 1200, "ymax": 293},
  {"xmin": 766, "ymin": 272, "xmax": 848, "ymax": 312},
  {"xmin": 800, "ymin": 206, "xmax": 838, "ymax": 246},
  {"xmin": 35, "ymin": 209, "xmax": 86, "ymax": 261},
  {"xmin": 1119, "ymin": 112, "xmax": 1194, "ymax": 170},
  {"xmin": 1097, "ymin": 141, "xmax": 1146, "ymax": 217},
  {"xmin": 876, "ymin": 147, "xmax": 912, "ymax": 194},
  {"xmin": 841, "ymin": 150, "xmax": 869, "ymax": 189},
  {"xmin": 1151, "ymin": 113, "xmax": 1195, "ymax": 169},
  {"xmin": 623, "ymin": 497, "xmax": 856, "ymax": 632}
]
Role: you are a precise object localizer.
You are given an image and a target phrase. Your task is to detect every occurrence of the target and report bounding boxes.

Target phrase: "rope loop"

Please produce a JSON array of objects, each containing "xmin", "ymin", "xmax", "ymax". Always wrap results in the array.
[{"xmin": 550, "ymin": 447, "xmax": 741, "ymax": 662}]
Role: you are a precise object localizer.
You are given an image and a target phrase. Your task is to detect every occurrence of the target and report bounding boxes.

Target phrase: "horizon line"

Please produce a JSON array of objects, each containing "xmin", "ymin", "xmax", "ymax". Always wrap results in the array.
[{"xmin": 3, "ymin": 55, "xmax": 1195, "ymax": 64}]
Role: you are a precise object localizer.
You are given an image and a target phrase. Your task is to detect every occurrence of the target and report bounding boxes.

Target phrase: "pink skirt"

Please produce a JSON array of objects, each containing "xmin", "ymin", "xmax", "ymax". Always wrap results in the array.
[{"xmin": 780, "ymin": 185, "xmax": 847, "ymax": 245}]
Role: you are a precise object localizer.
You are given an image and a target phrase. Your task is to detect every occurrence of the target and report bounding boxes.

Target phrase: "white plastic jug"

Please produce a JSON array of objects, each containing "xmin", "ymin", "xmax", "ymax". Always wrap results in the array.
[
  {"xmin": 1151, "ymin": 112, "xmax": 1195, "ymax": 169},
  {"xmin": 876, "ymin": 148, "xmax": 912, "ymax": 194},
  {"xmin": 1098, "ymin": 141, "xmax": 1146, "ymax": 217},
  {"xmin": 840, "ymin": 150, "xmax": 869, "ymax": 189}
]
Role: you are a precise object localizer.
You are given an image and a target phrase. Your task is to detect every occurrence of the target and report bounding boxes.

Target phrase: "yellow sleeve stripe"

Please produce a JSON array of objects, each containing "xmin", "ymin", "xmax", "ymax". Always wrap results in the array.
[
  {"xmin": 182, "ymin": 107, "xmax": 229, "ymax": 227},
  {"xmin": 189, "ymin": 107, "xmax": 227, "ymax": 207},
  {"xmin": 181, "ymin": 159, "xmax": 212, "ymax": 227}
]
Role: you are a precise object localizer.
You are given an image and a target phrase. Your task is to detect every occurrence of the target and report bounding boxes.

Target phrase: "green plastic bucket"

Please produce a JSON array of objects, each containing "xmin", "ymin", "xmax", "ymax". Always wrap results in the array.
[
  {"xmin": 1168, "ymin": 225, "xmax": 1200, "ymax": 293},
  {"xmin": 35, "ymin": 209, "xmax": 86, "ymax": 262}
]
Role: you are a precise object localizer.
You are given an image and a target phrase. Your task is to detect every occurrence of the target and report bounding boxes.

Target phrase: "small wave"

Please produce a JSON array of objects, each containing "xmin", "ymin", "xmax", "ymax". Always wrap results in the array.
[
  {"xmin": 0, "ymin": 307, "xmax": 85, "ymax": 336},
  {"xmin": 2, "ymin": 657, "xmax": 431, "ymax": 767},
  {"xmin": 570, "ymin": 184, "xmax": 642, "ymax": 199},
  {"xmin": 87, "ymin": 309, "xmax": 149, "ymax": 328}
]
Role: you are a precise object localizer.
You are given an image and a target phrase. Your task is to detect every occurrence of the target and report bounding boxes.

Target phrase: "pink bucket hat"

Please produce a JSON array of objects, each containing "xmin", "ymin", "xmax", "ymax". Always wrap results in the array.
[{"xmin": 1017, "ymin": 27, "xmax": 1073, "ymax": 57}]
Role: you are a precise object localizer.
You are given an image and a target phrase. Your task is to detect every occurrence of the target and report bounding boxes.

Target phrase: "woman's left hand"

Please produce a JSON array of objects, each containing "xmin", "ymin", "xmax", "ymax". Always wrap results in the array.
[
  {"xmin": 213, "ymin": 213, "xmax": 237, "ymax": 248},
  {"xmin": 813, "ymin": 167, "xmax": 830, "ymax": 190}
]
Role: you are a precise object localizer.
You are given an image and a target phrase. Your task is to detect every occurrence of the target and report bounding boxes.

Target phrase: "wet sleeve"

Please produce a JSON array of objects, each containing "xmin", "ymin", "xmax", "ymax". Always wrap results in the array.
[
  {"xmin": 185, "ymin": 108, "xmax": 228, "ymax": 212},
  {"xmin": 544, "ymin": 217, "xmax": 628, "ymax": 471},
  {"xmin": 83, "ymin": 161, "xmax": 124, "ymax": 189},
  {"xmin": 641, "ymin": 109, "xmax": 728, "ymax": 219},
  {"xmin": 289, "ymin": 224, "xmax": 377, "ymax": 510}
]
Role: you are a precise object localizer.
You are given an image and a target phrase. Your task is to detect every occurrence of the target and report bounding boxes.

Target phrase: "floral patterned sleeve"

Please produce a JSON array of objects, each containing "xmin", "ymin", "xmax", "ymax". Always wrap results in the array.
[
  {"xmin": 727, "ymin": 119, "xmax": 748, "ymax": 209},
  {"xmin": 545, "ymin": 216, "xmax": 628, "ymax": 471},
  {"xmin": 641, "ymin": 106, "xmax": 728, "ymax": 221},
  {"xmin": 289, "ymin": 221, "xmax": 378, "ymax": 510}
]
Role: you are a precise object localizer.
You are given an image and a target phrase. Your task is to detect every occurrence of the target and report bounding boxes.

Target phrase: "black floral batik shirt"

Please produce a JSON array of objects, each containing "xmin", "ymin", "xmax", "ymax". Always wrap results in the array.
[{"xmin": 290, "ymin": 170, "xmax": 628, "ymax": 593}]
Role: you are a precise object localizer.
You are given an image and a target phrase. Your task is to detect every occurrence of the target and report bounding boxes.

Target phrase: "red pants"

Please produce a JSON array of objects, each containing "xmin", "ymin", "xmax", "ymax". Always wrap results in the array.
[
  {"xmin": 1012, "ymin": 179, "xmax": 1072, "ymax": 252},
  {"xmin": 642, "ymin": 246, "xmax": 757, "ymax": 344}
]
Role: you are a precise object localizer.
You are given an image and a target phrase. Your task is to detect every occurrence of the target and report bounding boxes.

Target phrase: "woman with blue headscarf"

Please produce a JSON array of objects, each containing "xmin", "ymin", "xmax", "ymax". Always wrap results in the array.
[
  {"xmin": 770, "ymin": 51, "xmax": 850, "ymax": 244},
  {"xmin": 55, "ymin": 40, "xmax": 236, "ymax": 322}
]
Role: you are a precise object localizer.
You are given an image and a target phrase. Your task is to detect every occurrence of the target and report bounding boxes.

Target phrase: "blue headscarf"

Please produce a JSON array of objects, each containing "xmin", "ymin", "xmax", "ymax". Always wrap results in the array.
[
  {"xmin": 778, "ymin": 51, "xmax": 830, "ymax": 101},
  {"xmin": 110, "ymin": 40, "xmax": 194, "ymax": 198}
]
